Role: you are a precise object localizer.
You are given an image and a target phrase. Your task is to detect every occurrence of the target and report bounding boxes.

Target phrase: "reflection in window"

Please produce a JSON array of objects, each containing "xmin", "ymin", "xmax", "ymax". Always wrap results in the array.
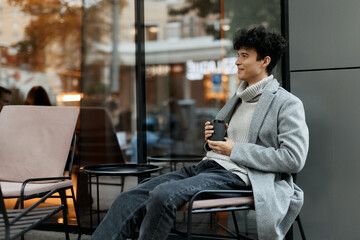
[
  {"xmin": 142, "ymin": 0, "xmax": 282, "ymax": 158},
  {"xmin": 12, "ymin": 9, "xmax": 18, "ymax": 16},
  {"xmin": 1, "ymin": 0, "xmax": 82, "ymax": 107},
  {"xmin": 166, "ymin": 22, "xmax": 181, "ymax": 40},
  {"xmin": 183, "ymin": 15, "xmax": 198, "ymax": 38},
  {"xmin": 0, "ymin": 0, "xmax": 284, "ymax": 229},
  {"xmin": 145, "ymin": 24, "xmax": 159, "ymax": 41}
]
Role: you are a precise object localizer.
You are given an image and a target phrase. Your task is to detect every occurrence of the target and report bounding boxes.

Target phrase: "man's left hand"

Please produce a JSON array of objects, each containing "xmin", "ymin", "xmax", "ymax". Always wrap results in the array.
[{"xmin": 207, "ymin": 137, "xmax": 235, "ymax": 156}]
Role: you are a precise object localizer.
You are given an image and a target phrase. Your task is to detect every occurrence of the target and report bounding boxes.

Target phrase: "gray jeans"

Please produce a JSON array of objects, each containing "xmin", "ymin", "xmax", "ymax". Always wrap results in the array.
[{"xmin": 90, "ymin": 160, "xmax": 246, "ymax": 240}]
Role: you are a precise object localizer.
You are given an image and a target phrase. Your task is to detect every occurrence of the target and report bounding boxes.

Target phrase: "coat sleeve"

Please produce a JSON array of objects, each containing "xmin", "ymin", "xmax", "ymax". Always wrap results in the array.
[{"xmin": 230, "ymin": 95, "xmax": 309, "ymax": 173}]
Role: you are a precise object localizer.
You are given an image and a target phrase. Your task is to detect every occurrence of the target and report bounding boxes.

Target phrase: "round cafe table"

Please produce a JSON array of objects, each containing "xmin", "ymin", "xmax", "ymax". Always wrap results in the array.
[
  {"xmin": 147, "ymin": 154, "xmax": 204, "ymax": 172},
  {"xmin": 81, "ymin": 163, "xmax": 162, "ymax": 228}
]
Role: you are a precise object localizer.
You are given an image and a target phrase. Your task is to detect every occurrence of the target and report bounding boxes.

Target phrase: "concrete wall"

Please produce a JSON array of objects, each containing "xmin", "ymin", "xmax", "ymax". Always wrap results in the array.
[{"xmin": 289, "ymin": 0, "xmax": 360, "ymax": 239}]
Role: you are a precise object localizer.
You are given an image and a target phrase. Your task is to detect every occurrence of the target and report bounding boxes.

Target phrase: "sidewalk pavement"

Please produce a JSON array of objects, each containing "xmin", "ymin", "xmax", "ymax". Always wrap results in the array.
[{"xmin": 19, "ymin": 230, "xmax": 91, "ymax": 240}]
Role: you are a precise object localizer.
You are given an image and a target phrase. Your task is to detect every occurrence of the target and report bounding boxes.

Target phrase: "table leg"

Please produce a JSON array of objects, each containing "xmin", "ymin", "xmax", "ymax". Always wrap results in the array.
[
  {"xmin": 121, "ymin": 176, "xmax": 125, "ymax": 192},
  {"xmin": 96, "ymin": 175, "xmax": 100, "ymax": 225},
  {"xmin": 88, "ymin": 174, "xmax": 93, "ymax": 229}
]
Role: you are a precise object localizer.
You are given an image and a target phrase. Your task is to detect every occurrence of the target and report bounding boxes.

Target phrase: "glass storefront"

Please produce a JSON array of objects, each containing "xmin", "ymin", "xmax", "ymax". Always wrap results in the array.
[
  {"xmin": 142, "ymin": 0, "xmax": 282, "ymax": 159},
  {"xmin": 0, "ymin": 0, "xmax": 283, "ymax": 230}
]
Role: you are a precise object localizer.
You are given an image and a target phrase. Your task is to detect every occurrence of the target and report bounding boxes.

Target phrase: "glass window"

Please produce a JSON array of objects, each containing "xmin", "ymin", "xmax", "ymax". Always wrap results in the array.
[
  {"xmin": 1, "ymin": 0, "xmax": 84, "ymax": 226},
  {"xmin": 12, "ymin": 21, "xmax": 19, "ymax": 28},
  {"xmin": 0, "ymin": 0, "xmax": 283, "ymax": 229},
  {"xmin": 142, "ymin": 0, "xmax": 281, "ymax": 162},
  {"xmin": 0, "ymin": 0, "xmax": 82, "ymax": 105},
  {"xmin": 12, "ymin": 9, "xmax": 18, "ymax": 16}
]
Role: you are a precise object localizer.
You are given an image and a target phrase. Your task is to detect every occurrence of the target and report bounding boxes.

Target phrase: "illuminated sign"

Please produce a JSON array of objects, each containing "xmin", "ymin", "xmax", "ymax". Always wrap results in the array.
[
  {"xmin": 186, "ymin": 57, "xmax": 237, "ymax": 80},
  {"xmin": 146, "ymin": 65, "xmax": 171, "ymax": 76}
]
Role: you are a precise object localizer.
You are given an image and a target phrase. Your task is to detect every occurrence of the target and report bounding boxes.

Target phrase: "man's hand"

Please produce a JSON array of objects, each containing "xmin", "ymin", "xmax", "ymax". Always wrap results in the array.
[
  {"xmin": 204, "ymin": 121, "xmax": 214, "ymax": 141},
  {"xmin": 207, "ymin": 138, "xmax": 235, "ymax": 156},
  {"xmin": 204, "ymin": 121, "xmax": 229, "ymax": 141}
]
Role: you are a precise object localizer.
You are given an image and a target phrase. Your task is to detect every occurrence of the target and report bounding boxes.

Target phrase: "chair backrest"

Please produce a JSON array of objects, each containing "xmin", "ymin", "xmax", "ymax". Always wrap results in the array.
[
  {"xmin": 77, "ymin": 107, "xmax": 125, "ymax": 165},
  {"xmin": 0, "ymin": 106, "xmax": 79, "ymax": 182}
]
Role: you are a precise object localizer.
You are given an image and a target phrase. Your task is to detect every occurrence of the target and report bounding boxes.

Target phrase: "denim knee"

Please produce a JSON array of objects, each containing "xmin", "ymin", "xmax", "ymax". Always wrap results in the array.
[{"xmin": 147, "ymin": 183, "xmax": 175, "ymax": 209}]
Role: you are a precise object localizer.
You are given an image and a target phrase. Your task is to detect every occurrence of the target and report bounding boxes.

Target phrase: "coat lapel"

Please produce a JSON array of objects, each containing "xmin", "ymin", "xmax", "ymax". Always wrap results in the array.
[
  {"xmin": 248, "ymin": 79, "xmax": 279, "ymax": 143},
  {"xmin": 215, "ymin": 79, "xmax": 280, "ymax": 143},
  {"xmin": 215, "ymin": 94, "xmax": 240, "ymax": 123}
]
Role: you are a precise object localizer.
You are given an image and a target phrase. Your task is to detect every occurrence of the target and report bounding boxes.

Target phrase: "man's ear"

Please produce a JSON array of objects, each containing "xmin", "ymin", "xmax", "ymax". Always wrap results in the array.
[{"xmin": 263, "ymin": 56, "xmax": 271, "ymax": 67}]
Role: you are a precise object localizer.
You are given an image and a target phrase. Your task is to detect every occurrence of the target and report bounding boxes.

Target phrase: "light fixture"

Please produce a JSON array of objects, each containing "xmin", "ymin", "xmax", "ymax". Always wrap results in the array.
[
  {"xmin": 148, "ymin": 26, "xmax": 158, "ymax": 33},
  {"xmin": 56, "ymin": 93, "xmax": 83, "ymax": 102},
  {"xmin": 222, "ymin": 24, "xmax": 230, "ymax": 31}
]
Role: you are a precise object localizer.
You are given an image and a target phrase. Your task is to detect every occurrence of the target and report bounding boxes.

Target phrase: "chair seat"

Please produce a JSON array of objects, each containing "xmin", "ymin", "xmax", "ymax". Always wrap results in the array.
[
  {"xmin": 0, "ymin": 180, "xmax": 73, "ymax": 197},
  {"xmin": 179, "ymin": 196, "xmax": 254, "ymax": 211}
]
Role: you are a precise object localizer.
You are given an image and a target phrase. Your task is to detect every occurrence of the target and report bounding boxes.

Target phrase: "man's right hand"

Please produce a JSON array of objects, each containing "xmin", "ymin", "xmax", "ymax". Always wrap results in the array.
[{"xmin": 204, "ymin": 121, "xmax": 214, "ymax": 141}]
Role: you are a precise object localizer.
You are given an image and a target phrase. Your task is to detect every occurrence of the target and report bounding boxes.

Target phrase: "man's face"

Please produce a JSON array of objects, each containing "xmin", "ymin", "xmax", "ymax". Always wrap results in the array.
[
  {"xmin": 235, "ymin": 48, "xmax": 269, "ymax": 86},
  {"xmin": 0, "ymin": 93, "xmax": 12, "ymax": 112}
]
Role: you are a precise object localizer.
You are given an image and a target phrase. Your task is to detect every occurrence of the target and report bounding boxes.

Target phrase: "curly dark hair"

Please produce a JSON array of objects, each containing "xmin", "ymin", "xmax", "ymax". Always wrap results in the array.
[{"xmin": 233, "ymin": 26, "xmax": 287, "ymax": 75}]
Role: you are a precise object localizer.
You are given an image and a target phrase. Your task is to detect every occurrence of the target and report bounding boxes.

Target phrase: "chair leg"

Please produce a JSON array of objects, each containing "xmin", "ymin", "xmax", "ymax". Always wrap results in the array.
[
  {"xmin": 244, "ymin": 211, "xmax": 249, "ymax": 236},
  {"xmin": 296, "ymin": 215, "xmax": 306, "ymax": 240},
  {"xmin": 70, "ymin": 187, "xmax": 82, "ymax": 240},
  {"xmin": 14, "ymin": 198, "xmax": 20, "ymax": 209},
  {"xmin": 60, "ymin": 191, "xmax": 70, "ymax": 240},
  {"xmin": 285, "ymin": 225, "xmax": 293, "ymax": 240},
  {"xmin": 121, "ymin": 176, "xmax": 125, "ymax": 192},
  {"xmin": 285, "ymin": 215, "xmax": 306, "ymax": 240},
  {"xmin": 187, "ymin": 210, "xmax": 193, "ymax": 240},
  {"xmin": 20, "ymin": 197, "xmax": 25, "ymax": 240},
  {"xmin": 231, "ymin": 211, "xmax": 240, "ymax": 238}
]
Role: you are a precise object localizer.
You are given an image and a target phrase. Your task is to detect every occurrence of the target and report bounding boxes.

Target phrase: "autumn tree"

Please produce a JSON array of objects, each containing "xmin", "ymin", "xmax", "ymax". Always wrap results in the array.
[
  {"xmin": 7, "ymin": 0, "xmax": 127, "ymax": 74},
  {"xmin": 7, "ymin": 0, "xmax": 80, "ymax": 72}
]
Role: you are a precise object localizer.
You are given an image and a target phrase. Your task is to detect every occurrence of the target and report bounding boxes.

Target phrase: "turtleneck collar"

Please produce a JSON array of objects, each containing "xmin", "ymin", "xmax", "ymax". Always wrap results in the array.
[{"xmin": 236, "ymin": 75, "xmax": 274, "ymax": 102}]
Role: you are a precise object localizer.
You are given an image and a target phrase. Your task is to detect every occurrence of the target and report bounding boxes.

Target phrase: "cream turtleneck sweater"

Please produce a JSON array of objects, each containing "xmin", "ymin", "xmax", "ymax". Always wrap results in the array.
[{"xmin": 203, "ymin": 75, "xmax": 274, "ymax": 185}]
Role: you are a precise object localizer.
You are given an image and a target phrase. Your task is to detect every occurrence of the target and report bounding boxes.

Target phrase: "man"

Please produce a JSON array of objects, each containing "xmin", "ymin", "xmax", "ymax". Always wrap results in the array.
[
  {"xmin": 91, "ymin": 26, "xmax": 309, "ymax": 240},
  {"xmin": 0, "ymin": 86, "xmax": 12, "ymax": 112}
]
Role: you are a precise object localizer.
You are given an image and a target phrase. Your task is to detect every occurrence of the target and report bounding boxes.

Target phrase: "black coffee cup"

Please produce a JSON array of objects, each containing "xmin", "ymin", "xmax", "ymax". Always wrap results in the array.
[{"xmin": 209, "ymin": 119, "xmax": 226, "ymax": 141}]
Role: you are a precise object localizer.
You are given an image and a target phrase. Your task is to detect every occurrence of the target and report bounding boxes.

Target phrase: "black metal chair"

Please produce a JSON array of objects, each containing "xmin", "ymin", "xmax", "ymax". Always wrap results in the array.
[
  {"xmin": 179, "ymin": 183, "xmax": 306, "ymax": 240},
  {"xmin": 177, "ymin": 188, "xmax": 255, "ymax": 240},
  {"xmin": 0, "ymin": 184, "xmax": 66, "ymax": 240},
  {"xmin": 12, "ymin": 134, "xmax": 81, "ymax": 240}
]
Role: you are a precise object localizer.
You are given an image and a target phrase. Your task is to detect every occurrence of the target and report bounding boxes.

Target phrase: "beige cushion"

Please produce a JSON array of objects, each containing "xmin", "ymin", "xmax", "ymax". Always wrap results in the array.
[
  {"xmin": 178, "ymin": 196, "xmax": 254, "ymax": 211},
  {"xmin": 0, "ymin": 106, "xmax": 79, "ymax": 182},
  {"xmin": 0, "ymin": 180, "xmax": 73, "ymax": 197}
]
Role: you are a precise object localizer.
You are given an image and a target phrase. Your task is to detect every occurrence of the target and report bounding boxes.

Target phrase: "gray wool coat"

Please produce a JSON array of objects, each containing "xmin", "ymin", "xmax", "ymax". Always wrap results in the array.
[{"xmin": 209, "ymin": 78, "xmax": 309, "ymax": 239}]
